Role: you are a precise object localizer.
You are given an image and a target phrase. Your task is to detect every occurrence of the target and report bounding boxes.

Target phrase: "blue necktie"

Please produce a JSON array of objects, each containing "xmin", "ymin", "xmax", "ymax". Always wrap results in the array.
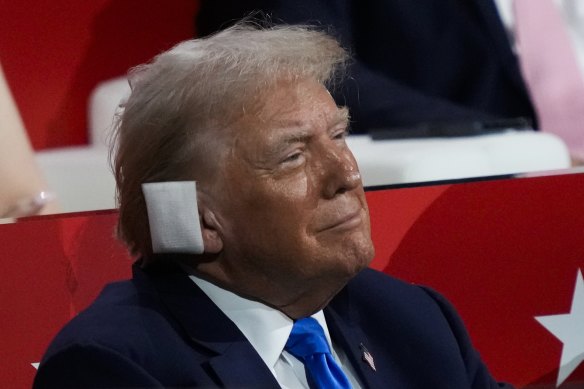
[{"xmin": 285, "ymin": 317, "xmax": 352, "ymax": 389}]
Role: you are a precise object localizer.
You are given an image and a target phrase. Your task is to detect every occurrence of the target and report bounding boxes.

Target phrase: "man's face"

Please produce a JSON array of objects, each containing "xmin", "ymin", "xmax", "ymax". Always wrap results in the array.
[{"xmin": 202, "ymin": 78, "xmax": 374, "ymax": 314}]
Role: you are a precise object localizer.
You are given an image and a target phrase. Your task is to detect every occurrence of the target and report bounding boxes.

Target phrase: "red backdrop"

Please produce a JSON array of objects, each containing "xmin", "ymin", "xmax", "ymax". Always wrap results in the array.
[
  {"xmin": 368, "ymin": 173, "xmax": 584, "ymax": 387},
  {"xmin": 0, "ymin": 0, "xmax": 198, "ymax": 149},
  {"xmin": 1, "ymin": 173, "xmax": 583, "ymax": 387}
]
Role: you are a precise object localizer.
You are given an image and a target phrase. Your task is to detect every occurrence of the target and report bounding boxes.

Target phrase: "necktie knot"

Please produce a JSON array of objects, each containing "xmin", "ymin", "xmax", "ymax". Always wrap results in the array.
[
  {"xmin": 285, "ymin": 317, "xmax": 331, "ymax": 358},
  {"xmin": 285, "ymin": 317, "xmax": 352, "ymax": 389}
]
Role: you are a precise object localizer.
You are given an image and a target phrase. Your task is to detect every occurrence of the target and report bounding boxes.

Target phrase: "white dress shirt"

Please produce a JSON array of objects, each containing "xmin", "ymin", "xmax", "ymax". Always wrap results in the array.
[
  {"xmin": 493, "ymin": 0, "xmax": 584, "ymax": 77},
  {"xmin": 188, "ymin": 274, "xmax": 362, "ymax": 388}
]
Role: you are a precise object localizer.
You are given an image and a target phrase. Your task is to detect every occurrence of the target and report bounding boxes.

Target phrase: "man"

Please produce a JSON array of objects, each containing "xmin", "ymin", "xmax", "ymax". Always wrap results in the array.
[{"xmin": 34, "ymin": 24, "xmax": 510, "ymax": 388}]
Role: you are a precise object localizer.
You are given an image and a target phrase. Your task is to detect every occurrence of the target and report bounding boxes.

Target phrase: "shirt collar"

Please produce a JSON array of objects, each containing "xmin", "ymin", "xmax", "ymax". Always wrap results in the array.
[{"xmin": 187, "ymin": 274, "xmax": 333, "ymax": 372}]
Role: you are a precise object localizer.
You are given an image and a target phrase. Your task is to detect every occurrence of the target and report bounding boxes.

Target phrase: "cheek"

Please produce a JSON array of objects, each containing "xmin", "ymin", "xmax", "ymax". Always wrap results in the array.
[
  {"xmin": 273, "ymin": 175, "xmax": 308, "ymax": 204},
  {"xmin": 227, "ymin": 174, "xmax": 311, "ymax": 232},
  {"xmin": 263, "ymin": 175, "xmax": 311, "ymax": 227}
]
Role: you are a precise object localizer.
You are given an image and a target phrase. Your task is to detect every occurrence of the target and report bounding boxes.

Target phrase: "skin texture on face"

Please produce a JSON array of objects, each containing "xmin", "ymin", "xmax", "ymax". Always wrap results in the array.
[{"xmin": 194, "ymin": 78, "xmax": 375, "ymax": 319}]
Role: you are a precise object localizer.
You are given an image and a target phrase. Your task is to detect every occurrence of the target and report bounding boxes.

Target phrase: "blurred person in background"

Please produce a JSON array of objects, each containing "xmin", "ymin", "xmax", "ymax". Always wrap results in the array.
[
  {"xmin": 0, "ymin": 63, "xmax": 58, "ymax": 218},
  {"xmin": 197, "ymin": 1, "xmax": 536, "ymax": 135},
  {"xmin": 197, "ymin": 0, "xmax": 584, "ymax": 164}
]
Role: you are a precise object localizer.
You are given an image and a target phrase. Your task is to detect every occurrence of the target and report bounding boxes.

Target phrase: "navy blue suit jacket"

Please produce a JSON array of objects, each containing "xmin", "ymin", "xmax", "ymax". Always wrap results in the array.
[
  {"xmin": 34, "ymin": 261, "xmax": 510, "ymax": 388},
  {"xmin": 197, "ymin": 0, "xmax": 536, "ymax": 133}
]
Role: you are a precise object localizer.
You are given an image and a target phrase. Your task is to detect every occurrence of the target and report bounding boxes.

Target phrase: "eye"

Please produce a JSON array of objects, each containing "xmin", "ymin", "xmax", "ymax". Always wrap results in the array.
[
  {"xmin": 332, "ymin": 127, "xmax": 349, "ymax": 141},
  {"xmin": 283, "ymin": 152, "xmax": 301, "ymax": 162},
  {"xmin": 280, "ymin": 149, "xmax": 305, "ymax": 167}
]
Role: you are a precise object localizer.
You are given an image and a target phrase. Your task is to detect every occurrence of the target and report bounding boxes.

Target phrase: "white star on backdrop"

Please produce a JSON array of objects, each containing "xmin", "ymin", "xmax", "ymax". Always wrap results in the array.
[{"xmin": 535, "ymin": 269, "xmax": 584, "ymax": 387}]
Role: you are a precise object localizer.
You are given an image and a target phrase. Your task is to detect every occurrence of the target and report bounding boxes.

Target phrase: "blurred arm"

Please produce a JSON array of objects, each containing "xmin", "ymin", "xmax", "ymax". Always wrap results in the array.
[{"xmin": 0, "ymin": 63, "xmax": 59, "ymax": 218}]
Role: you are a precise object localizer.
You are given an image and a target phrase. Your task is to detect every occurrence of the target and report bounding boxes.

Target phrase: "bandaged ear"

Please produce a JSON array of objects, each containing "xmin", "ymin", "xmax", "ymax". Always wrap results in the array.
[{"xmin": 142, "ymin": 181, "xmax": 204, "ymax": 254}]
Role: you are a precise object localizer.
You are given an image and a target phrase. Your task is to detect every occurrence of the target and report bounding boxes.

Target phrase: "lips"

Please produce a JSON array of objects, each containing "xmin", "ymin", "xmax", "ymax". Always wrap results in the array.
[{"xmin": 317, "ymin": 208, "xmax": 363, "ymax": 232}]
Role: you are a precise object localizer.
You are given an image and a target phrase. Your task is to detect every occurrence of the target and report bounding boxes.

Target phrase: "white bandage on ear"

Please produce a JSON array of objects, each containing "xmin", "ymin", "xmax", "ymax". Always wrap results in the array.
[{"xmin": 142, "ymin": 181, "xmax": 204, "ymax": 254}]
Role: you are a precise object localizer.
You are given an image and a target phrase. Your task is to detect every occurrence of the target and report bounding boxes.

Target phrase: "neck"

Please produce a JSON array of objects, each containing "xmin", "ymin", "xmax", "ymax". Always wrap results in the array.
[{"xmin": 187, "ymin": 260, "xmax": 348, "ymax": 319}]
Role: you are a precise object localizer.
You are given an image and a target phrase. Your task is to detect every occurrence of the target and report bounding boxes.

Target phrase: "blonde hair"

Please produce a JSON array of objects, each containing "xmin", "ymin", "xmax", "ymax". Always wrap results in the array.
[{"xmin": 112, "ymin": 22, "xmax": 348, "ymax": 257}]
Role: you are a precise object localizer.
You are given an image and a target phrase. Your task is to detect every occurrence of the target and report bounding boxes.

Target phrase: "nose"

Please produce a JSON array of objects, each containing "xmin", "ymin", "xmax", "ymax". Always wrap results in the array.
[{"xmin": 318, "ymin": 143, "xmax": 362, "ymax": 198}]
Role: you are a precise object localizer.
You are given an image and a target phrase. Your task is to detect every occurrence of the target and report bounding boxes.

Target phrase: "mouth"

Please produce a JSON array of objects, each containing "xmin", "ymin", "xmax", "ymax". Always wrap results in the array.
[{"xmin": 317, "ymin": 209, "xmax": 363, "ymax": 232}]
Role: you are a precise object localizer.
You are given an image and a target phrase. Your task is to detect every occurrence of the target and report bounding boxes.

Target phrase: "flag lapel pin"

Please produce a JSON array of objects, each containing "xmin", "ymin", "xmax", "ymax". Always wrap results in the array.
[{"xmin": 359, "ymin": 343, "xmax": 376, "ymax": 372}]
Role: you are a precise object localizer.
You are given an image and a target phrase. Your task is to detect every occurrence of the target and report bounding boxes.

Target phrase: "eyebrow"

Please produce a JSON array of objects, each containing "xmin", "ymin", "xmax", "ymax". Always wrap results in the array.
[
  {"xmin": 335, "ymin": 107, "xmax": 350, "ymax": 127},
  {"xmin": 330, "ymin": 107, "xmax": 350, "ymax": 135},
  {"xmin": 264, "ymin": 130, "xmax": 312, "ymax": 161},
  {"xmin": 272, "ymin": 107, "xmax": 350, "ymax": 144},
  {"xmin": 257, "ymin": 107, "xmax": 351, "ymax": 164}
]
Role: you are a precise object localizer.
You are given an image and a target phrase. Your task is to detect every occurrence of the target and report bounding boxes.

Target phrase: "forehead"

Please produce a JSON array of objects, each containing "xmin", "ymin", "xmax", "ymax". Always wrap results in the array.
[{"xmin": 242, "ymin": 79, "xmax": 347, "ymax": 135}]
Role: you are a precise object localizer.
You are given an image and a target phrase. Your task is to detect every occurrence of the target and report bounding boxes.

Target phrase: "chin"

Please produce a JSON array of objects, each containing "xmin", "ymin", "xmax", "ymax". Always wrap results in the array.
[{"xmin": 337, "ymin": 238, "xmax": 375, "ymax": 279}]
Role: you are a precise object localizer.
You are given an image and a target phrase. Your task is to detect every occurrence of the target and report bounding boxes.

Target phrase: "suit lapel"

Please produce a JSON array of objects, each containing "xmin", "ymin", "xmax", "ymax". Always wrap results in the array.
[
  {"xmin": 134, "ymin": 261, "xmax": 280, "ymax": 388},
  {"xmin": 324, "ymin": 287, "xmax": 388, "ymax": 389},
  {"xmin": 207, "ymin": 342, "xmax": 281, "ymax": 388}
]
